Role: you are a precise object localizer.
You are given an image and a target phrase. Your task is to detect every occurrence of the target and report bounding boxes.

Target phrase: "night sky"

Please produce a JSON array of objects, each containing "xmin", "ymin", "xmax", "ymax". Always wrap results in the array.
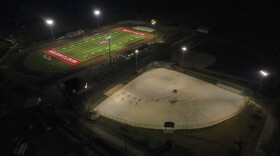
[{"xmin": 1, "ymin": 0, "xmax": 280, "ymax": 48}]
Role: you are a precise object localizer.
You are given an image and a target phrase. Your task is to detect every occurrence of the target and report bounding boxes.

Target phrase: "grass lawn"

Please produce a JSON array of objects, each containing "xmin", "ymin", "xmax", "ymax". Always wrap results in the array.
[{"xmin": 24, "ymin": 27, "xmax": 152, "ymax": 72}]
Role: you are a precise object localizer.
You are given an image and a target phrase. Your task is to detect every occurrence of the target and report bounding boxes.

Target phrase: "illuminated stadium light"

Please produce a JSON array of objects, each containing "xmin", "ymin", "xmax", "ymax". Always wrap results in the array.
[
  {"xmin": 151, "ymin": 19, "xmax": 156, "ymax": 25},
  {"xmin": 260, "ymin": 70, "xmax": 269, "ymax": 77},
  {"xmin": 151, "ymin": 19, "xmax": 157, "ymax": 45},
  {"xmin": 182, "ymin": 46, "xmax": 187, "ymax": 52},
  {"xmin": 94, "ymin": 9, "xmax": 101, "ymax": 29},
  {"xmin": 45, "ymin": 19, "xmax": 54, "ymax": 40},
  {"xmin": 135, "ymin": 49, "xmax": 139, "ymax": 72},
  {"xmin": 181, "ymin": 46, "xmax": 188, "ymax": 66},
  {"xmin": 257, "ymin": 70, "xmax": 269, "ymax": 96},
  {"xmin": 94, "ymin": 10, "xmax": 100, "ymax": 15},
  {"xmin": 46, "ymin": 19, "xmax": 54, "ymax": 25}
]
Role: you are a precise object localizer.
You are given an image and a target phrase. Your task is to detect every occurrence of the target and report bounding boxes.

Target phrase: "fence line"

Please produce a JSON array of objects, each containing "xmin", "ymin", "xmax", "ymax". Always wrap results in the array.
[{"xmin": 99, "ymin": 100, "xmax": 249, "ymax": 130}]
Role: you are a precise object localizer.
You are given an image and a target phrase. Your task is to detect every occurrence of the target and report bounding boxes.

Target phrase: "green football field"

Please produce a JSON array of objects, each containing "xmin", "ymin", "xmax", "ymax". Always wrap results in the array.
[{"xmin": 24, "ymin": 27, "xmax": 152, "ymax": 72}]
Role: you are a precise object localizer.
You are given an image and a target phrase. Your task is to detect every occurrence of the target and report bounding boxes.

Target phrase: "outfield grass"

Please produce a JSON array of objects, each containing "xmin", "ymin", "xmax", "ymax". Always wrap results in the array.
[{"xmin": 24, "ymin": 27, "xmax": 152, "ymax": 72}]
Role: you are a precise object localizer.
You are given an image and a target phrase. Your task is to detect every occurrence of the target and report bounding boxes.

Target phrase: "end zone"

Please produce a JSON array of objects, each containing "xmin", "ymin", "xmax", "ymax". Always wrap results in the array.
[
  {"xmin": 117, "ymin": 27, "xmax": 151, "ymax": 37},
  {"xmin": 43, "ymin": 49, "xmax": 81, "ymax": 65}
]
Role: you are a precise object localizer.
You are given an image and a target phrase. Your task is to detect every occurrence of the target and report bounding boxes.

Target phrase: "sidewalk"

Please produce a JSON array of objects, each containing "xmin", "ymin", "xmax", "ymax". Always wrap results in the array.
[{"xmin": 251, "ymin": 101, "xmax": 278, "ymax": 156}]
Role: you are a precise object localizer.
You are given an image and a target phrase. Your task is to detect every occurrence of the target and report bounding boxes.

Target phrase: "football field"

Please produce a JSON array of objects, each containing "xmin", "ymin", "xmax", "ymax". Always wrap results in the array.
[{"xmin": 24, "ymin": 27, "xmax": 152, "ymax": 71}]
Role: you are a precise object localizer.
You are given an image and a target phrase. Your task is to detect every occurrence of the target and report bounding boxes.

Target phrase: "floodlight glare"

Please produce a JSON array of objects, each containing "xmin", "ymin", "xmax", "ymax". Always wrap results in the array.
[
  {"xmin": 45, "ymin": 19, "xmax": 55, "ymax": 40},
  {"xmin": 46, "ymin": 19, "xmax": 53, "ymax": 25},
  {"xmin": 182, "ymin": 46, "xmax": 187, "ymax": 52},
  {"xmin": 94, "ymin": 10, "xmax": 100, "ymax": 15},
  {"xmin": 181, "ymin": 46, "xmax": 188, "ymax": 66},
  {"xmin": 260, "ymin": 70, "xmax": 269, "ymax": 77},
  {"xmin": 135, "ymin": 49, "xmax": 139, "ymax": 54},
  {"xmin": 257, "ymin": 70, "xmax": 269, "ymax": 96},
  {"xmin": 85, "ymin": 83, "xmax": 88, "ymax": 89},
  {"xmin": 151, "ymin": 19, "xmax": 156, "ymax": 25}
]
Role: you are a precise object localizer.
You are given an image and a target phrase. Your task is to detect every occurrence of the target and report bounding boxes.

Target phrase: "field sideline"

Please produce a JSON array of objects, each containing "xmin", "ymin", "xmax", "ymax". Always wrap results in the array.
[{"xmin": 24, "ymin": 27, "xmax": 153, "ymax": 71}]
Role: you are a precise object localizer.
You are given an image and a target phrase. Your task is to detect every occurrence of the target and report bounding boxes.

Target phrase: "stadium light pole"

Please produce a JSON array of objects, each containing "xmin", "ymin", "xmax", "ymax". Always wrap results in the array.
[
  {"xmin": 151, "ymin": 19, "xmax": 156, "ymax": 45},
  {"xmin": 85, "ymin": 83, "xmax": 90, "ymax": 112},
  {"xmin": 181, "ymin": 46, "xmax": 187, "ymax": 66},
  {"xmin": 106, "ymin": 36, "xmax": 112, "ymax": 70},
  {"xmin": 257, "ymin": 70, "xmax": 269, "ymax": 97},
  {"xmin": 94, "ymin": 9, "xmax": 100, "ymax": 29},
  {"xmin": 135, "ymin": 49, "xmax": 139, "ymax": 73},
  {"xmin": 45, "ymin": 19, "xmax": 54, "ymax": 40}
]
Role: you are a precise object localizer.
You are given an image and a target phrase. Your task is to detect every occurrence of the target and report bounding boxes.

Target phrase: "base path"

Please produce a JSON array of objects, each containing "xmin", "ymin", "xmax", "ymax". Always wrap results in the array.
[{"xmin": 95, "ymin": 68, "xmax": 246, "ymax": 129}]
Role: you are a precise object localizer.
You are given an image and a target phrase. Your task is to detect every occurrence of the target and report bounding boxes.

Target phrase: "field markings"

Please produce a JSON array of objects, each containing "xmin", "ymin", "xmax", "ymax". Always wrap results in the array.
[{"xmin": 44, "ymin": 29, "xmax": 150, "ymax": 62}]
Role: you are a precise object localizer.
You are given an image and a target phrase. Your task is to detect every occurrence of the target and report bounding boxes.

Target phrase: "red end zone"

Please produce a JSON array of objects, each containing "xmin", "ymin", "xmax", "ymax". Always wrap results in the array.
[
  {"xmin": 117, "ymin": 27, "xmax": 151, "ymax": 37},
  {"xmin": 43, "ymin": 49, "xmax": 81, "ymax": 65}
]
